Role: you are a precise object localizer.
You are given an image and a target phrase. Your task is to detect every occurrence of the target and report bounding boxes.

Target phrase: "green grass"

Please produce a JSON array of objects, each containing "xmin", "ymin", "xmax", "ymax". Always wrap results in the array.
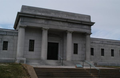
[{"xmin": 0, "ymin": 63, "xmax": 30, "ymax": 78}]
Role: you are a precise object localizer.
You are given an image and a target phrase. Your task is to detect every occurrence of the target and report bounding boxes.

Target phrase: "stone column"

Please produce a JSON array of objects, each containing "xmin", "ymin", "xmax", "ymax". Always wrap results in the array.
[
  {"xmin": 86, "ymin": 34, "xmax": 91, "ymax": 61},
  {"xmin": 66, "ymin": 31, "xmax": 72, "ymax": 61},
  {"xmin": 16, "ymin": 26, "xmax": 25, "ymax": 59},
  {"xmin": 41, "ymin": 28, "xmax": 48, "ymax": 60}
]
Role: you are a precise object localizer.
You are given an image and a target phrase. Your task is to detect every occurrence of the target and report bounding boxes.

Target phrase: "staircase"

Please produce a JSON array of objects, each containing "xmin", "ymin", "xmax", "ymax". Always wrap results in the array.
[
  {"xmin": 34, "ymin": 67, "xmax": 120, "ymax": 78},
  {"xmin": 34, "ymin": 68, "xmax": 94, "ymax": 78}
]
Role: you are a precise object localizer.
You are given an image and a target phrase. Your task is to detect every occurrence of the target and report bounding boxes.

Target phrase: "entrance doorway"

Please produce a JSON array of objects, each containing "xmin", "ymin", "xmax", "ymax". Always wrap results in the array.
[{"xmin": 47, "ymin": 42, "xmax": 59, "ymax": 60}]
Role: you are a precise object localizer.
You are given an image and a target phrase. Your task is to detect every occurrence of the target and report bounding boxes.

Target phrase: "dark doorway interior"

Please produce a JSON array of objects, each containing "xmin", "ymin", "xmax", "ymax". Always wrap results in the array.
[{"xmin": 47, "ymin": 42, "xmax": 59, "ymax": 60}]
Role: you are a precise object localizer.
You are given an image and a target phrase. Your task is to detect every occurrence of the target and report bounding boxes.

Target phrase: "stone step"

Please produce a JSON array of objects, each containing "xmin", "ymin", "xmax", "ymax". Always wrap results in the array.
[
  {"xmin": 34, "ymin": 68, "xmax": 93, "ymax": 78},
  {"xmin": 27, "ymin": 59, "xmax": 94, "ymax": 67},
  {"xmin": 34, "ymin": 68, "xmax": 120, "ymax": 78}
]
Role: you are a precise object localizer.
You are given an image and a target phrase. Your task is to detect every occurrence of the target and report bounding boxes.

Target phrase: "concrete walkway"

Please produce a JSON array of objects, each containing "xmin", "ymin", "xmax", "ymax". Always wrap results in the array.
[
  {"xmin": 32, "ymin": 65, "xmax": 75, "ymax": 68},
  {"xmin": 31, "ymin": 64, "xmax": 115, "ymax": 69}
]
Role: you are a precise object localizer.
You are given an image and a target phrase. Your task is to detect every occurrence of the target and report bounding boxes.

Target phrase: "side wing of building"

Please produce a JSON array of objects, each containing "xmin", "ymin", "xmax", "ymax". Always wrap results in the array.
[
  {"xmin": 0, "ymin": 28, "xmax": 18, "ymax": 62},
  {"xmin": 91, "ymin": 38, "xmax": 120, "ymax": 66}
]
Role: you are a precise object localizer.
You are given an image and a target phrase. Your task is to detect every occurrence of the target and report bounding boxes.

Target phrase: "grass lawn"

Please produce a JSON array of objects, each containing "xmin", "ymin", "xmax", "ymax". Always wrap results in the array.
[{"xmin": 0, "ymin": 63, "xmax": 30, "ymax": 78}]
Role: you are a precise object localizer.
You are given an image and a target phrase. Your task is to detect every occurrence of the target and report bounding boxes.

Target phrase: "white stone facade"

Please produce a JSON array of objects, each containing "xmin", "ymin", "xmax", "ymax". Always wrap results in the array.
[
  {"xmin": 91, "ymin": 38, "xmax": 120, "ymax": 66},
  {"xmin": 0, "ymin": 5, "xmax": 120, "ymax": 66}
]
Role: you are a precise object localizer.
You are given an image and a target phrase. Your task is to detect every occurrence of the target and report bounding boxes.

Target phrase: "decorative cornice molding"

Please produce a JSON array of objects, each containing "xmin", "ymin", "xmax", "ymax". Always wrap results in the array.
[
  {"xmin": 14, "ymin": 12, "xmax": 95, "ymax": 29},
  {"xmin": 42, "ymin": 27, "xmax": 49, "ymax": 30},
  {"xmin": 67, "ymin": 30, "xmax": 74, "ymax": 33},
  {"xmin": 19, "ymin": 25, "xmax": 27, "ymax": 28}
]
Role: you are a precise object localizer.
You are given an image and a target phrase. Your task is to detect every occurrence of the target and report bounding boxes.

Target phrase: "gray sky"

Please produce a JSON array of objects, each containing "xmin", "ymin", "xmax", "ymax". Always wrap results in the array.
[{"xmin": 0, "ymin": 0, "xmax": 120, "ymax": 40}]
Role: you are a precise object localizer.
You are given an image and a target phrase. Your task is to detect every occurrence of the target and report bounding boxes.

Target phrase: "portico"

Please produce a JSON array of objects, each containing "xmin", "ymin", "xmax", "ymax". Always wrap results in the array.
[{"xmin": 14, "ymin": 5, "xmax": 94, "ymax": 65}]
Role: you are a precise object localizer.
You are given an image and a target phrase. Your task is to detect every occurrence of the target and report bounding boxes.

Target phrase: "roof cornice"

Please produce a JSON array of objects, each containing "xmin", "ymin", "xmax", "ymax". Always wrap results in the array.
[{"xmin": 14, "ymin": 12, "xmax": 95, "ymax": 29}]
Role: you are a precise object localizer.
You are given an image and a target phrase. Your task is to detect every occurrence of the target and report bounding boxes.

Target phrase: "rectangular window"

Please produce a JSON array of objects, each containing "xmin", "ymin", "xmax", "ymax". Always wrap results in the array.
[
  {"xmin": 29, "ymin": 40, "xmax": 35, "ymax": 51},
  {"xmin": 111, "ymin": 49, "xmax": 114, "ymax": 57},
  {"xmin": 101, "ymin": 48, "xmax": 104, "ymax": 56},
  {"xmin": 3, "ymin": 41, "xmax": 8, "ymax": 50},
  {"xmin": 74, "ymin": 43, "xmax": 78, "ymax": 54},
  {"xmin": 91, "ymin": 48, "xmax": 94, "ymax": 56}
]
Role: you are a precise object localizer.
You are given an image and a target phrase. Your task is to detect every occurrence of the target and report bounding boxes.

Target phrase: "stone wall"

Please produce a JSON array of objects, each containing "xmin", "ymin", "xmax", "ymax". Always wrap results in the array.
[
  {"xmin": 72, "ymin": 32, "xmax": 86, "ymax": 61},
  {"xmin": 0, "ymin": 29, "xmax": 18, "ymax": 62},
  {"xmin": 0, "ymin": 28, "xmax": 120, "ymax": 66},
  {"xmin": 91, "ymin": 38, "xmax": 120, "ymax": 66},
  {"xmin": 24, "ymin": 27, "xmax": 42, "ymax": 60}
]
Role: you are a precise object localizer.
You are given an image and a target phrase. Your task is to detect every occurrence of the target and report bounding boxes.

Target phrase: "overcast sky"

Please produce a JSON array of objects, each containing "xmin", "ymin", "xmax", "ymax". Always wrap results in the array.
[{"xmin": 0, "ymin": 0, "xmax": 120, "ymax": 40}]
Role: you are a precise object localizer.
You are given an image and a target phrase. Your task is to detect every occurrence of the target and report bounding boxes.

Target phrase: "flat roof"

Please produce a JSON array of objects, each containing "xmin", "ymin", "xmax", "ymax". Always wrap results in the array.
[{"xmin": 21, "ymin": 5, "xmax": 91, "ymax": 22}]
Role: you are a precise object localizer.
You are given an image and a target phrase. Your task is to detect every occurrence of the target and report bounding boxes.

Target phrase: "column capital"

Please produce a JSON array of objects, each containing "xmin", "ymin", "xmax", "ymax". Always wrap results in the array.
[
  {"xmin": 67, "ymin": 30, "xmax": 73, "ymax": 33},
  {"xmin": 85, "ymin": 33, "xmax": 91, "ymax": 35},
  {"xmin": 19, "ymin": 25, "xmax": 27, "ymax": 28},
  {"xmin": 42, "ymin": 27, "xmax": 49, "ymax": 30}
]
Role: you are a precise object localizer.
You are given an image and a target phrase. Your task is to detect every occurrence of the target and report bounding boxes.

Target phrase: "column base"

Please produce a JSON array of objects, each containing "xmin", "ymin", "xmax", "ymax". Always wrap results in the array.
[{"xmin": 16, "ymin": 58, "xmax": 26, "ymax": 64}]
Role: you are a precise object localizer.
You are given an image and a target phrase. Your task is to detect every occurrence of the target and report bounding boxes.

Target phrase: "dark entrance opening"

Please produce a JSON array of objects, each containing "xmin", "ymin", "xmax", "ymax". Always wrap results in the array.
[{"xmin": 47, "ymin": 42, "xmax": 59, "ymax": 60}]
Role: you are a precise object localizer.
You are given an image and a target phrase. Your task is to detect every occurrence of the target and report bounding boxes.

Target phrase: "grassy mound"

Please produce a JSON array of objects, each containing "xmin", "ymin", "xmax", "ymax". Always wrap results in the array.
[{"xmin": 0, "ymin": 63, "xmax": 30, "ymax": 78}]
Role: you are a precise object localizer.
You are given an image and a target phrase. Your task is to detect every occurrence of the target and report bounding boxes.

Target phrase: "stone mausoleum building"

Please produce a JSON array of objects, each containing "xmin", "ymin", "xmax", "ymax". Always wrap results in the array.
[{"xmin": 0, "ymin": 5, "xmax": 120, "ymax": 66}]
